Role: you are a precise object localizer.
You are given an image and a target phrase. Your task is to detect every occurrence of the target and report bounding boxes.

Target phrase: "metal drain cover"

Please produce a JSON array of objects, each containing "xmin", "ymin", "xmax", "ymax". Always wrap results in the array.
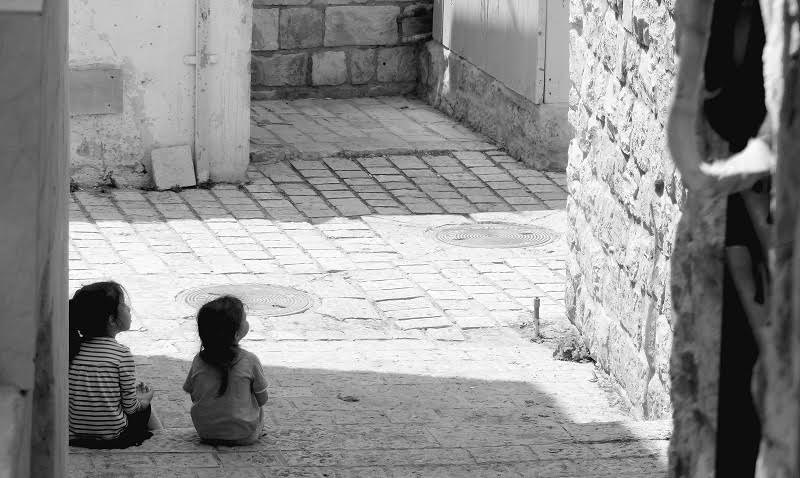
[
  {"xmin": 176, "ymin": 283, "xmax": 313, "ymax": 317},
  {"xmin": 428, "ymin": 222, "xmax": 558, "ymax": 249}
]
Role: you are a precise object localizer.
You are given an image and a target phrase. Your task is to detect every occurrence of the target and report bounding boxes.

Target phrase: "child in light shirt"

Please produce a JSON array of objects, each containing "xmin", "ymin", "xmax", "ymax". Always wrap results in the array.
[{"xmin": 183, "ymin": 295, "xmax": 268, "ymax": 445}]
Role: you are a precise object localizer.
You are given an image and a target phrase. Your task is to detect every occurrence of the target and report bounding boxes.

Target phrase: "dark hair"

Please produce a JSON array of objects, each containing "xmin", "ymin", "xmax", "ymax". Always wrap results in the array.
[
  {"xmin": 197, "ymin": 295, "xmax": 246, "ymax": 397},
  {"xmin": 69, "ymin": 281, "xmax": 126, "ymax": 364}
]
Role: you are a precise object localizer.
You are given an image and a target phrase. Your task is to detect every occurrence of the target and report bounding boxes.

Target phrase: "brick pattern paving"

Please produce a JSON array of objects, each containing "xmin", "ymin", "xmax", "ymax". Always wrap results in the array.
[
  {"xmin": 70, "ymin": 151, "xmax": 569, "ymax": 339},
  {"xmin": 67, "ymin": 97, "xmax": 669, "ymax": 477}
]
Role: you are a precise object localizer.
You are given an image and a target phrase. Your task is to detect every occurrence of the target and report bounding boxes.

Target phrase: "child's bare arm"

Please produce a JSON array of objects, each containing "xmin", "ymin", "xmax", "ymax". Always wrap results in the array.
[
  {"xmin": 137, "ymin": 382, "xmax": 155, "ymax": 406},
  {"xmin": 182, "ymin": 370, "xmax": 194, "ymax": 395},
  {"xmin": 255, "ymin": 388, "xmax": 269, "ymax": 407},
  {"xmin": 252, "ymin": 355, "xmax": 269, "ymax": 407}
]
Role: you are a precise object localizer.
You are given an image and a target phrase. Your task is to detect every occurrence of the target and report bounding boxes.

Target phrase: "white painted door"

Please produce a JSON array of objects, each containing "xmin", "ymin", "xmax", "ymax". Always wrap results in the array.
[
  {"xmin": 69, "ymin": 0, "xmax": 251, "ymax": 185},
  {"xmin": 195, "ymin": 0, "xmax": 252, "ymax": 183}
]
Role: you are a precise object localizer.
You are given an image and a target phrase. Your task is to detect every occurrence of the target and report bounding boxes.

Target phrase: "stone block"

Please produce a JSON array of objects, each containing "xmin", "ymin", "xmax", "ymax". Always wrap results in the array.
[
  {"xmin": 280, "ymin": 7, "xmax": 323, "ymax": 49},
  {"xmin": 318, "ymin": 298, "xmax": 378, "ymax": 319},
  {"xmin": 426, "ymin": 327, "xmax": 465, "ymax": 341},
  {"xmin": 252, "ymin": 52, "xmax": 308, "ymax": 86},
  {"xmin": 606, "ymin": 322, "xmax": 650, "ymax": 417},
  {"xmin": 377, "ymin": 46, "xmax": 417, "ymax": 82},
  {"xmin": 312, "ymin": 51, "xmax": 347, "ymax": 86},
  {"xmin": 255, "ymin": 0, "xmax": 309, "ymax": 5},
  {"xmin": 325, "ymin": 6, "xmax": 401, "ymax": 47},
  {"xmin": 395, "ymin": 316, "xmax": 452, "ymax": 330},
  {"xmin": 252, "ymin": 8, "xmax": 279, "ymax": 51},
  {"xmin": 579, "ymin": 299, "xmax": 612, "ymax": 365},
  {"xmin": 350, "ymin": 48, "xmax": 376, "ymax": 84},
  {"xmin": 151, "ymin": 145, "xmax": 196, "ymax": 190}
]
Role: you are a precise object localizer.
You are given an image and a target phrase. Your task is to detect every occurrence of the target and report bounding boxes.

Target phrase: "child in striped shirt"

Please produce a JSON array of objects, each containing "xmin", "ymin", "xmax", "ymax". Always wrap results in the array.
[{"xmin": 68, "ymin": 281, "xmax": 162, "ymax": 448}]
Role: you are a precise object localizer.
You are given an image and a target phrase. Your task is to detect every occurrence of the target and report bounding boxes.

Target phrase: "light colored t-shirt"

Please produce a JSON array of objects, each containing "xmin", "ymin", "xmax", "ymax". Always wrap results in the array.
[
  {"xmin": 183, "ymin": 348, "xmax": 268, "ymax": 443},
  {"xmin": 68, "ymin": 337, "xmax": 141, "ymax": 440}
]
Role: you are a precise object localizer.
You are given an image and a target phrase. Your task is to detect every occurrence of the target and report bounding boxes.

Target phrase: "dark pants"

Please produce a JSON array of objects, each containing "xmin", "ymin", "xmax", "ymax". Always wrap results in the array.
[{"xmin": 69, "ymin": 406, "xmax": 153, "ymax": 449}]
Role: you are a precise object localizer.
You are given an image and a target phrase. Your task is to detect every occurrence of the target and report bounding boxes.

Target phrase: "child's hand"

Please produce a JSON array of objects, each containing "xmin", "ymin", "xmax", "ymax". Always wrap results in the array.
[{"xmin": 137, "ymin": 382, "xmax": 154, "ymax": 404}]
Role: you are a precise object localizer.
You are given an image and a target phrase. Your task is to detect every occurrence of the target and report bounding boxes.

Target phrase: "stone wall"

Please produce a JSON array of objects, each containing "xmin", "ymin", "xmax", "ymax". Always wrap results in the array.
[
  {"xmin": 566, "ymin": 0, "xmax": 681, "ymax": 419},
  {"xmin": 252, "ymin": 1, "xmax": 432, "ymax": 99},
  {"xmin": 418, "ymin": 42, "xmax": 570, "ymax": 171}
]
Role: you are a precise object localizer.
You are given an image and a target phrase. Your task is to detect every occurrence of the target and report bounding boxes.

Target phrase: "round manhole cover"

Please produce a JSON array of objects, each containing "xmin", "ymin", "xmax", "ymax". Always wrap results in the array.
[
  {"xmin": 428, "ymin": 222, "xmax": 558, "ymax": 249},
  {"xmin": 176, "ymin": 284, "xmax": 313, "ymax": 317}
]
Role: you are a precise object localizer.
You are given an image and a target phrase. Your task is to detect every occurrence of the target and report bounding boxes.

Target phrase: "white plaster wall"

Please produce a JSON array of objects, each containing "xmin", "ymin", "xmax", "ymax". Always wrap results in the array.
[{"xmin": 69, "ymin": 0, "xmax": 195, "ymax": 187}]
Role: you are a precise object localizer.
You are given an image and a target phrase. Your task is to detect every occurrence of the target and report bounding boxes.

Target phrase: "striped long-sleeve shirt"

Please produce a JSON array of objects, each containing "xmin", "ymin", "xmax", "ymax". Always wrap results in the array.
[{"xmin": 68, "ymin": 337, "xmax": 141, "ymax": 440}]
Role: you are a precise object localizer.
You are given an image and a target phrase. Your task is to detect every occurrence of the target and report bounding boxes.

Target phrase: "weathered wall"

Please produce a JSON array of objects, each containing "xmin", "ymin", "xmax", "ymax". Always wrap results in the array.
[
  {"xmin": 418, "ymin": 0, "xmax": 571, "ymax": 171},
  {"xmin": 69, "ymin": 0, "xmax": 252, "ymax": 187},
  {"xmin": 251, "ymin": 0, "xmax": 432, "ymax": 99},
  {"xmin": 566, "ymin": 0, "xmax": 686, "ymax": 419},
  {"xmin": 68, "ymin": 0, "xmax": 195, "ymax": 187},
  {"xmin": 0, "ymin": 0, "xmax": 69, "ymax": 474}
]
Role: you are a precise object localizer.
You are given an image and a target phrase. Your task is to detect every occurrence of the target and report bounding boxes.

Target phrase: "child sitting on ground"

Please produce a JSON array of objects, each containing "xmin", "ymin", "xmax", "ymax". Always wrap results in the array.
[
  {"xmin": 68, "ymin": 281, "xmax": 162, "ymax": 448},
  {"xmin": 183, "ymin": 295, "xmax": 268, "ymax": 445}
]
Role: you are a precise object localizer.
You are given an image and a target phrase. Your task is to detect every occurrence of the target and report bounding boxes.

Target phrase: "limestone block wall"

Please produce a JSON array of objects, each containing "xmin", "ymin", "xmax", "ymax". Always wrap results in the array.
[
  {"xmin": 566, "ymin": 0, "xmax": 681, "ymax": 419},
  {"xmin": 252, "ymin": 0, "xmax": 432, "ymax": 99}
]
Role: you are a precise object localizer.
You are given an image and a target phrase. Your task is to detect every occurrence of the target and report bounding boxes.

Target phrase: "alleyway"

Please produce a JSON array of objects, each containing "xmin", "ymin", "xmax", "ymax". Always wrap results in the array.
[{"xmin": 67, "ymin": 97, "xmax": 669, "ymax": 477}]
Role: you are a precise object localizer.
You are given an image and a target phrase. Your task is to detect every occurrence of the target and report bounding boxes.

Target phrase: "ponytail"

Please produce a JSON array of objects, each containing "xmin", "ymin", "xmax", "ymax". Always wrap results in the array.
[
  {"xmin": 199, "ymin": 347, "xmax": 237, "ymax": 396},
  {"xmin": 197, "ymin": 296, "xmax": 245, "ymax": 397}
]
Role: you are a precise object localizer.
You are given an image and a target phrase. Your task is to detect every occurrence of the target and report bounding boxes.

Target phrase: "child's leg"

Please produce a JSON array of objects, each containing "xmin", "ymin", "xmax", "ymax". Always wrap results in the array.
[{"xmin": 147, "ymin": 406, "xmax": 164, "ymax": 431}]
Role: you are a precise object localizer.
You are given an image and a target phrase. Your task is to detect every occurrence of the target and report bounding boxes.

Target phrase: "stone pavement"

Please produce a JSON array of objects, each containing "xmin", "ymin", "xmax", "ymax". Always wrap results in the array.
[
  {"xmin": 249, "ymin": 97, "xmax": 499, "ymax": 164},
  {"xmin": 68, "ymin": 97, "xmax": 670, "ymax": 477}
]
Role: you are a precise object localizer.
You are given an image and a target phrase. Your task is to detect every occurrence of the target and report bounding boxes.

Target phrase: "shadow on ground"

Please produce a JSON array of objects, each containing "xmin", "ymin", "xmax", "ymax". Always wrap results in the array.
[{"xmin": 69, "ymin": 353, "xmax": 669, "ymax": 478}]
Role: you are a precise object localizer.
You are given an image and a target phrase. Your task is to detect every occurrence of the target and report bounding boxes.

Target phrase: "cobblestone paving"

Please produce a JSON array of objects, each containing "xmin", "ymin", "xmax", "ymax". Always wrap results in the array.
[{"xmin": 68, "ymin": 97, "xmax": 669, "ymax": 477}]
